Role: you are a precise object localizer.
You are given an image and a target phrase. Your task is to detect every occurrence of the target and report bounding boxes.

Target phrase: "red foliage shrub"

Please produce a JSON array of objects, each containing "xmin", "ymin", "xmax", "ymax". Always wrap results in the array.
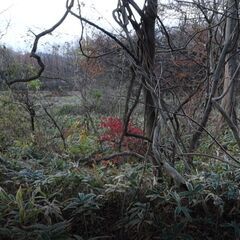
[{"xmin": 99, "ymin": 116, "xmax": 143, "ymax": 152}]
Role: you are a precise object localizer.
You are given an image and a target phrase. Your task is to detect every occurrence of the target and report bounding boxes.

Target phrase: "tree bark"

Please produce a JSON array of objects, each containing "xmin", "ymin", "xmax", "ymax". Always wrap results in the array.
[
  {"xmin": 141, "ymin": 0, "xmax": 158, "ymax": 140},
  {"xmin": 220, "ymin": 0, "xmax": 239, "ymax": 127},
  {"xmin": 189, "ymin": 0, "xmax": 239, "ymax": 152}
]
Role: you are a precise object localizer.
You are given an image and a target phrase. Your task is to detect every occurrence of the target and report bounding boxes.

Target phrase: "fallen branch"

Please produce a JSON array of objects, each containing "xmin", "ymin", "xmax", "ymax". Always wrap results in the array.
[
  {"xmin": 152, "ymin": 118, "xmax": 187, "ymax": 188},
  {"xmin": 82, "ymin": 151, "xmax": 146, "ymax": 165}
]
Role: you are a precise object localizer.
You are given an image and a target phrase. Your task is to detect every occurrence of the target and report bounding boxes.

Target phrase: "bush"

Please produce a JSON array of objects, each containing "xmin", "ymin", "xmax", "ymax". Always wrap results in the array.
[
  {"xmin": 0, "ymin": 95, "xmax": 31, "ymax": 152},
  {"xmin": 99, "ymin": 116, "xmax": 144, "ymax": 152}
]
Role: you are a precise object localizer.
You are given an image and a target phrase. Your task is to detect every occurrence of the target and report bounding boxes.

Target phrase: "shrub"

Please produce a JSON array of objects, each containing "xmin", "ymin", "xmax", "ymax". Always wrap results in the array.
[
  {"xmin": 99, "ymin": 116, "xmax": 143, "ymax": 152},
  {"xmin": 0, "ymin": 95, "xmax": 31, "ymax": 152},
  {"xmin": 65, "ymin": 118, "xmax": 100, "ymax": 157}
]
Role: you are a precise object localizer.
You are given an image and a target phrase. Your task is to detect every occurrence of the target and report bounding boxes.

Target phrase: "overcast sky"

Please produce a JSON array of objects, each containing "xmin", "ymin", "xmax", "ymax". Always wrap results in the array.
[{"xmin": 0, "ymin": 0, "xmax": 126, "ymax": 52}]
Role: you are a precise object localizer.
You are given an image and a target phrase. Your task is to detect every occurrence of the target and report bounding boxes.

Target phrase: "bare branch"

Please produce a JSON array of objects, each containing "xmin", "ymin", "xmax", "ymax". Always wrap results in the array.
[
  {"xmin": 70, "ymin": 10, "xmax": 139, "ymax": 63},
  {"xmin": 7, "ymin": 0, "xmax": 74, "ymax": 85},
  {"xmin": 212, "ymin": 100, "xmax": 240, "ymax": 149},
  {"xmin": 181, "ymin": 152, "xmax": 239, "ymax": 168}
]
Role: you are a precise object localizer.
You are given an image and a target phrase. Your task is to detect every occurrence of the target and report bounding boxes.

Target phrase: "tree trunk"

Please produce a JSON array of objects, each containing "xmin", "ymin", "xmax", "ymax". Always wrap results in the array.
[
  {"xmin": 220, "ymin": 0, "xmax": 239, "ymax": 128},
  {"xmin": 189, "ymin": 0, "xmax": 239, "ymax": 153},
  {"xmin": 144, "ymin": 90, "xmax": 156, "ymax": 139},
  {"xmin": 141, "ymin": 0, "xmax": 158, "ymax": 140}
]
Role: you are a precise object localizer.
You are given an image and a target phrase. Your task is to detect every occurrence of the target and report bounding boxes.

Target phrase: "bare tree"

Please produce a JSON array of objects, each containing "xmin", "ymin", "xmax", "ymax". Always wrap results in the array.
[
  {"xmin": 188, "ymin": 0, "xmax": 240, "ymax": 153},
  {"xmin": 219, "ymin": 0, "xmax": 239, "ymax": 127}
]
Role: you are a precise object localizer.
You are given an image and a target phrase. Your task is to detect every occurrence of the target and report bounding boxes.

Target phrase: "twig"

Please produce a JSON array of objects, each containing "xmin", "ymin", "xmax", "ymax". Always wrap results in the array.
[
  {"xmin": 70, "ymin": 10, "xmax": 139, "ymax": 63},
  {"xmin": 42, "ymin": 106, "xmax": 67, "ymax": 150}
]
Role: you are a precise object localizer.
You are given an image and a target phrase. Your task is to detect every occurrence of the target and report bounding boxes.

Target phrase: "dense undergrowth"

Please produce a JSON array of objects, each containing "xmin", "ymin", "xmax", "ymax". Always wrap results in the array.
[{"xmin": 0, "ymin": 93, "xmax": 240, "ymax": 239}]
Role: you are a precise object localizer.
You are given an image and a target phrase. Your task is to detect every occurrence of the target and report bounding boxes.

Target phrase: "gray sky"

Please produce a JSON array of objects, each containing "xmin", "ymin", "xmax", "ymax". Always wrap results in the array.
[
  {"xmin": 0, "ymin": 0, "xmax": 179, "ymax": 53},
  {"xmin": 0, "ymin": 0, "xmax": 125, "ymax": 52}
]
